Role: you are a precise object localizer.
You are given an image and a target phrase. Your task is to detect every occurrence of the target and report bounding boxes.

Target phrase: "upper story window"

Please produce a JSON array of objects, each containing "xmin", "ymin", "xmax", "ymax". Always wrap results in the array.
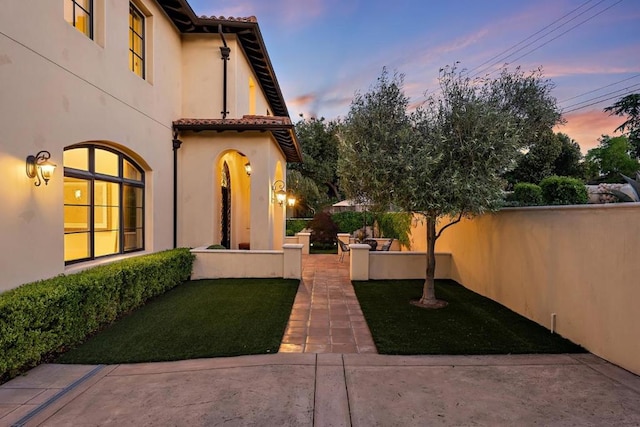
[
  {"xmin": 64, "ymin": 0, "xmax": 93, "ymax": 39},
  {"xmin": 129, "ymin": 4, "xmax": 145, "ymax": 78}
]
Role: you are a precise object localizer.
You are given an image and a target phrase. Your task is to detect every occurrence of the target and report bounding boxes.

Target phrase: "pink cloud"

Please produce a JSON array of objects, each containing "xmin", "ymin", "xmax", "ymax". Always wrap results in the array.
[{"xmin": 555, "ymin": 109, "xmax": 623, "ymax": 152}]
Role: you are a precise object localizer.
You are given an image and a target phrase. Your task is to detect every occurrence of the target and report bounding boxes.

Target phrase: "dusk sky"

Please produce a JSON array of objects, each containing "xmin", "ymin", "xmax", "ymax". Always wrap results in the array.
[{"xmin": 189, "ymin": 0, "xmax": 640, "ymax": 152}]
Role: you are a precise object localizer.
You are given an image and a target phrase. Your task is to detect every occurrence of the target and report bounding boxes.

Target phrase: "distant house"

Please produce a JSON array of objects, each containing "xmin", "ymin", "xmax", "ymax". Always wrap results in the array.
[{"xmin": 0, "ymin": 0, "xmax": 301, "ymax": 292}]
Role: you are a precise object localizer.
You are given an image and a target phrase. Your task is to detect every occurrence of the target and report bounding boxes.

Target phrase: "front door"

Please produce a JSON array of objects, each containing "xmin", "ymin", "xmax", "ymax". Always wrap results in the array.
[{"xmin": 221, "ymin": 162, "xmax": 231, "ymax": 248}]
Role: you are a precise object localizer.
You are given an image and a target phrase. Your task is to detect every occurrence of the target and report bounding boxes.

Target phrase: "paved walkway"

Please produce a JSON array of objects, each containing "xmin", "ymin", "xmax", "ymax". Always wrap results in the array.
[
  {"xmin": 2, "ymin": 353, "xmax": 640, "ymax": 426},
  {"xmin": 279, "ymin": 254, "xmax": 376, "ymax": 354}
]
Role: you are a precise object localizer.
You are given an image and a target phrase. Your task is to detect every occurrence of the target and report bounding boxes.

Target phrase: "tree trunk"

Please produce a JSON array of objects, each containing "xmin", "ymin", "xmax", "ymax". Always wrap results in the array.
[{"xmin": 412, "ymin": 215, "xmax": 448, "ymax": 309}]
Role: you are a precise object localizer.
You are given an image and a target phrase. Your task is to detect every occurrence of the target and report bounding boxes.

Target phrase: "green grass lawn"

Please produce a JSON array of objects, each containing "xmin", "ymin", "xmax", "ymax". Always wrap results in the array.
[
  {"xmin": 56, "ymin": 278, "xmax": 299, "ymax": 364},
  {"xmin": 354, "ymin": 279, "xmax": 585, "ymax": 355}
]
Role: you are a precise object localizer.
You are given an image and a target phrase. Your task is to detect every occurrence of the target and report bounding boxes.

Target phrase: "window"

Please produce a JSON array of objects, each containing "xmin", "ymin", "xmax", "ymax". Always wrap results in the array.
[
  {"xmin": 129, "ymin": 4, "xmax": 145, "ymax": 78},
  {"xmin": 64, "ymin": 145, "xmax": 145, "ymax": 264},
  {"xmin": 64, "ymin": 0, "xmax": 93, "ymax": 38}
]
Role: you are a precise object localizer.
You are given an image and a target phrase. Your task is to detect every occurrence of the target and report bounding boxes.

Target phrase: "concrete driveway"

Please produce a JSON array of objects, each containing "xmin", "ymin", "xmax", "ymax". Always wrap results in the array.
[{"xmin": 2, "ymin": 353, "xmax": 639, "ymax": 426}]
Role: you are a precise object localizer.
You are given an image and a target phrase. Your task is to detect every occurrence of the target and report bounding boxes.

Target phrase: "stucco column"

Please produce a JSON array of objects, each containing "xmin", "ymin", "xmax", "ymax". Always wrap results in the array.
[
  {"xmin": 350, "ymin": 243, "xmax": 370, "ymax": 281},
  {"xmin": 283, "ymin": 243, "xmax": 304, "ymax": 279},
  {"xmin": 296, "ymin": 232, "xmax": 311, "ymax": 255}
]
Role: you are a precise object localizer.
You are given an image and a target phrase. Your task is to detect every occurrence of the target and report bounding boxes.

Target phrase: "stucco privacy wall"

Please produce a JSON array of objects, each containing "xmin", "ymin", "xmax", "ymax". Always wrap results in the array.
[
  {"xmin": 431, "ymin": 204, "xmax": 640, "ymax": 375},
  {"xmin": 0, "ymin": 1, "xmax": 181, "ymax": 291}
]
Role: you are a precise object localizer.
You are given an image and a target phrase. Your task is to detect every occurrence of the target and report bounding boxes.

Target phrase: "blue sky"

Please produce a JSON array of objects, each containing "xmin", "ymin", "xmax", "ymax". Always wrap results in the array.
[{"xmin": 188, "ymin": 0, "xmax": 640, "ymax": 152}]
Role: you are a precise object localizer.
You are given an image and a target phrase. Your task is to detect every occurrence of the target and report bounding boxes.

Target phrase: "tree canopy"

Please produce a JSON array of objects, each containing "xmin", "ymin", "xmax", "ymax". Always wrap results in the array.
[
  {"xmin": 604, "ymin": 93, "xmax": 640, "ymax": 159},
  {"xmin": 585, "ymin": 135, "xmax": 640, "ymax": 183},
  {"xmin": 287, "ymin": 116, "xmax": 341, "ymax": 215},
  {"xmin": 338, "ymin": 65, "xmax": 562, "ymax": 308}
]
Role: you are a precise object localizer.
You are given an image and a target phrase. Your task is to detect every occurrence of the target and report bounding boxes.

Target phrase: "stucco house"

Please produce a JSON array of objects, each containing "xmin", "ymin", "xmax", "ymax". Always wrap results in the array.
[{"xmin": 0, "ymin": 0, "xmax": 301, "ymax": 292}]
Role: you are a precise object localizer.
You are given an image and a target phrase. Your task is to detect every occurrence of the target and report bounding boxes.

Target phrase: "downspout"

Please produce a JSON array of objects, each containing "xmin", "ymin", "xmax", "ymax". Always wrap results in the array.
[
  {"xmin": 172, "ymin": 130, "xmax": 182, "ymax": 248},
  {"xmin": 219, "ymin": 24, "xmax": 230, "ymax": 119}
]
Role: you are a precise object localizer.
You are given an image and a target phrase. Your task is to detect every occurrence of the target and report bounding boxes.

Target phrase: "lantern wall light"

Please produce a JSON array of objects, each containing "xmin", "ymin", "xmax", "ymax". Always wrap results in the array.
[
  {"xmin": 26, "ymin": 150, "xmax": 56, "ymax": 186},
  {"xmin": 272, "ymin": 180, "xmax": 287, "ymax": 206}
]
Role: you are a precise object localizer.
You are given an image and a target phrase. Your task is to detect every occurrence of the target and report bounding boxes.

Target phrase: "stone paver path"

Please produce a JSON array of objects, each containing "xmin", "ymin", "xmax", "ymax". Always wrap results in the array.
[{"xmin": 279, "ymin": 254, "xmax": 377, "ymax": 353}]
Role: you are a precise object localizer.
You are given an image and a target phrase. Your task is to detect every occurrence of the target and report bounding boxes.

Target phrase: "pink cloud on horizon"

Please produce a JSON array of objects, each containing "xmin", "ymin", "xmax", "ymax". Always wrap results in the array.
[{"xmin": 555, "ymin": 109, "xmax": 623, "ymax": 152}]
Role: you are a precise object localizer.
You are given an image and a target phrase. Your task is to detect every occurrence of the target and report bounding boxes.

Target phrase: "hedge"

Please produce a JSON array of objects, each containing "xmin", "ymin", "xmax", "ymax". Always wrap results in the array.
[
  {"xmin": 539, "ymin": 176, "xmax": 588, "ymax": 205},
  {"xmin": 513, "ymin": 183, "xmax": 543, "ymax": 206},
  {"xmin": 0, "ymin": 248, "xmax": 194, "ymax": 382}
]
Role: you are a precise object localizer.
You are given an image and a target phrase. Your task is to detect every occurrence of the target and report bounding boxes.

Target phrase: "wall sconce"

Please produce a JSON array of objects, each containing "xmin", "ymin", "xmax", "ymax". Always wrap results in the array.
[
  {"xmin": 287, "ymin": 193, "xmax": 296, "ymax": 207},
  {"xmin": 272, "ymin": 180, "xmax": 287, "ymax": 206},
  {"xmin": 26, "ymin": 150, "xmax": 56, "ymax": 186},
  {"xmin": 244, "ymin": 162, "xmax": 252, "ymax": 176}
]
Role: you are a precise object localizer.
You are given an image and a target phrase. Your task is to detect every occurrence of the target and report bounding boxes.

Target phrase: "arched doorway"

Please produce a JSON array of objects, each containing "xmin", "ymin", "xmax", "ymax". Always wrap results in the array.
[{"xmin": 221, "ymin": 161, "xmax": 231, "ymax": 248}]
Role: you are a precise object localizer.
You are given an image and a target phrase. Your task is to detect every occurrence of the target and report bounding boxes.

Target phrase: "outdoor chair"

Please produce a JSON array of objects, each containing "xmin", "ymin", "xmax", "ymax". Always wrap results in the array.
[
  {"xmin": 363, "ymin": 239, "xmax": 378, "ymax": 251},
  {"xmin": 381, "ymin": 238, "xmax": 394, "ymax": 251},
  {"xmin": 337, "ymin": 239, "xmax": 350, "ymax": 262}
]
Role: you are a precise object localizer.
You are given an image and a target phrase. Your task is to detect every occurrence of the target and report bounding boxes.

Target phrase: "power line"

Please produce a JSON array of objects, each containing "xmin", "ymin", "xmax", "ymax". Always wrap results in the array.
[
  {"xmin": 562, "ymin": 84, "xmax": 640, "ymax": 113},
  {"xmin": 471, "ymin": 0, "xmax": 608, "ymax": 78},
  {"xmin": 465, "ymin": 0, "xmax": 597, "ymax": 77},
  {"xmin": 559, "ymin": 74, "xmax": 640, "ymax": 103},
  {"xmin": 493, "ymin": 0, "xmax": 623, "ymax": 74}
]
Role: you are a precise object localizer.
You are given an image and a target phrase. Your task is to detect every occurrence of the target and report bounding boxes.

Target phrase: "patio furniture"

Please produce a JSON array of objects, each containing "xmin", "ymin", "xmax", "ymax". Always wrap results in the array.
[
  {"xmin": 363, "ymin": 239, "xmax": 378, "ymax": 251},
  {"xmin": 381, "ymin": 238, "xmax": 394, "ymax": 251},
  {"xmin": 337, "ymin": 239, "xmax": 350, "ymax": 262}
]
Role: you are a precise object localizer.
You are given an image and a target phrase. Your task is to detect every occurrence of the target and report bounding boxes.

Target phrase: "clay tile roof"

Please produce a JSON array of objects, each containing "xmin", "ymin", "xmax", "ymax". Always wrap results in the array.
[
  {"xmin": 199, "ymin": 15, "xmax": 258, "ymax": 23},
  {"xmin": 173, "ymin": 116, "xmax": 301, "ymax": 162},
  {"xmin": 173, "ymin": 115, "xmax": 292, "ymax": 127}
]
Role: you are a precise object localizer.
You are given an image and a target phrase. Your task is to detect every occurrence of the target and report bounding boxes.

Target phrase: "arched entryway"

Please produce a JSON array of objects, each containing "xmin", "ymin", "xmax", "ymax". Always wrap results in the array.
[{"xmin": 216, "ymin": 151, "xmax": 251, "ymax": 249}]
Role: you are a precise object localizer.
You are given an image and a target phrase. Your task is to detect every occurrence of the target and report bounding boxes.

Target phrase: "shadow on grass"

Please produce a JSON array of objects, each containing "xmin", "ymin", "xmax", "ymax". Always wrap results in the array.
[
  {"xmin": 353, "ymin": 279, "xmax": 585, "ymax": 355},
  {"xmin": 56, "ymin": 278, "xmax": 299, "ymax": 364}
]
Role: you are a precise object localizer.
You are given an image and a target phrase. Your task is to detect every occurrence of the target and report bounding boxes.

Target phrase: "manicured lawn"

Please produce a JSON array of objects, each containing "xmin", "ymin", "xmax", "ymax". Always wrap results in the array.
[
  {"xmin": 57, "ymin": 278, "xmax": 299, "ymax": 364},
  {"xmin": 353, "ymin": 279, "xmax": 585, "ymax": 355}
]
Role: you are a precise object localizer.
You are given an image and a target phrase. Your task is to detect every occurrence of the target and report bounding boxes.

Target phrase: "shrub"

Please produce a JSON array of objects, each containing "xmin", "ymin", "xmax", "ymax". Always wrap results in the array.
[
  {"xmin": 539, "ymin": 176, "xmax": 588, "ymax": 205},
  {"xmin": 331, "ymin": 211, "xmax": 374, "ymax": 234},
  {"xmin": 513, "ymin": 183, "xmax": 543, "ymax": 206},
  {"xmin": 206, "ymin": 244, "xmax": 226, "ymax": 249},
  {"xmin": 308, "ymin": 212, "xmax": 339, "ymax": 245},
  {"xmin": 285, "ymin": 219, "xmax": 309, "ymax": 236},
  {"xmin": 377, "ymin": 212, "xmax": 412, "ymax": 247},
  {"xmin": 0, "ymin": 248, "xmax": 194, "ymax": 383}
]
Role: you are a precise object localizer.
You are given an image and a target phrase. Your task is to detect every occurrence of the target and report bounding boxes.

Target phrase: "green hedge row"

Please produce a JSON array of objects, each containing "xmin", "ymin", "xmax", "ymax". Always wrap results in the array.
[{"xmin": 0, "ymin": 248, "xmax": 194, "ymax": 381}]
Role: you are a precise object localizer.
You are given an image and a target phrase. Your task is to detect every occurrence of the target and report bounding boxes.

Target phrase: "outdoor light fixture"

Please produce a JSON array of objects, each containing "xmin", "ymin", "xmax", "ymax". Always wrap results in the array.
[
  {"xmin": 244, "ymin": 162, "xmax": 252, "ymax": 176},
  {"xmin": 26, "ymin": 150, "xmax": 56, "ymax": 186},
  {"xmin": 272, "ymin": 179, "xmax": 287, "ymax": 206},
  {"xmin": 287, "ymin": 193, "xmax": 296, "ymax": 207}
]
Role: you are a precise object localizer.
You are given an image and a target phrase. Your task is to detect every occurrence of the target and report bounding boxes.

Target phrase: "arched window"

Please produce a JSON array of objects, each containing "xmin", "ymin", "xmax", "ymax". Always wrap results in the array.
[{"xmin": 63, "ymin": 145, "xmax": 144, "ymax": 264}]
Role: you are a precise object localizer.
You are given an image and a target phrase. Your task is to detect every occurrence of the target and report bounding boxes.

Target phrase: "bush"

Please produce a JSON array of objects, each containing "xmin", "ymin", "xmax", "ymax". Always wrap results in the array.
[
  {"xmin": 377, "ymin": 212, "xmax": 412, "ymax": 247},
  {"xmin": 285, "ymin": 219, "xmax": 309, "ymax": 236},
  {"xmin": 0, "ymin": 248, "xmax": 194, "ymax": 383},
  {"xmin": 206, "ymin": 244, "xmax": 226, "ymax": 249},
  {"xmin": 539, "ymin": 176, "xmax": 588, "ymax": 205},
  {"xmin": 331, "ymin": 211, "xmax": 374, "ymax": 234},
  {"xmin": 513, "ymin": 183, "xmax": 543, "ymax": 206},
  {"xmin": 308, "ymin": 212, "xmax": 339, "ymax": 245}
]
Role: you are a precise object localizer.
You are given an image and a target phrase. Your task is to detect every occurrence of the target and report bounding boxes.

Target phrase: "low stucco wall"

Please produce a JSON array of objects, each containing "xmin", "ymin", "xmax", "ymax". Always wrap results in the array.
[
  {"xmin": 431, "ymin": 203, "xmax": 640, "ymax": 375},
  {"xmin": 369, "ymin": 252, "xmax": 451, "ymax": 280},
  {"xmin": 191, "ymin": 244, "xmax": 303, "ymax": 280}
]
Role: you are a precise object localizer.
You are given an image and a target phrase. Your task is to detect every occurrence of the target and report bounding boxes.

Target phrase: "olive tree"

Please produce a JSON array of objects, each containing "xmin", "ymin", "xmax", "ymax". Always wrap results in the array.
[{"xmin": 338, "ymin": 66, "xmax": 562, "ymax": 308}]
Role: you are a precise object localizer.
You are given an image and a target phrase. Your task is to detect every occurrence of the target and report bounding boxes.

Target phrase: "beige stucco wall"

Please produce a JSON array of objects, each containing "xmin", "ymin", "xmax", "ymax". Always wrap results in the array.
[
  {"xmin": 430, "ymin": 204, "xmax": 640, "ymax": 375},
  {"xmin": 181, "ymin": 35, "xmax": 270, "ymax": 119},
  {"xmin": 0, "ymin": 0, "xmax": 181, "ymax": 291},
  {"xmin": 177, "ymin": 133, "xmax": 287, "ymax": 250}
]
